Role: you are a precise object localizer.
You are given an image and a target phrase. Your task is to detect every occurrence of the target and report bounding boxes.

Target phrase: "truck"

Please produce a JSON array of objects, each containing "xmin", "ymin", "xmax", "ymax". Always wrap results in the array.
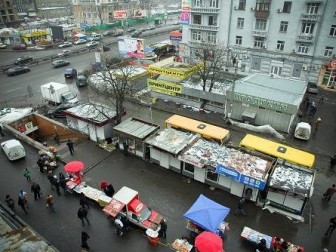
[
  {"xmin": 41, "ymin": 82, "xmax": 79, "ymax": 105},
  {"xmin": 103, "ymin": 186, "xmax": 163, "ymax": 231}
]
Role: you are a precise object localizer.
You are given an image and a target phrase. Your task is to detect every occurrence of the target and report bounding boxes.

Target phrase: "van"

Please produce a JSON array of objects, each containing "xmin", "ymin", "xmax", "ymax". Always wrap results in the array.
[
  {"xmin": 64, "ymin": 68, "xmax": 77, "ymax": 78},
  {"xmin": 1, "ymin": 139, "xmax": 26, "ymax": 161},
  {"xmin": 90, "ymin": 33, "xmax": 101, "ymax": 41}
]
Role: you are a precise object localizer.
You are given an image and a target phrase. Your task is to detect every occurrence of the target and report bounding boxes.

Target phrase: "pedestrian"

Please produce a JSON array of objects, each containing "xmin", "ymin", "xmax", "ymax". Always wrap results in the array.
[
  {"xmin": 78, "ymin": 206, "xmax": 90, "ymax": 226},
  {"xmin": 256, "ymin": 238, "xmax": 268, "ymax": 252},
  {"xmin": 81, "ymin": 231, "xmax": 90, "ymax": 250},
  {"xmin": 17, "ymin": 193, "xmax": 27, "ymax": 214},
  {"xmin": 37, "ymin": 158, "xmax": 45, "ymax": 173},
  {"xmin": 114, "ymin": 215, "xmax": 124, "ymax": 236},
  {"xmin": 304, "ymin": 97, "xmax": 310, "ymax": 109},
  {"xmin": 19, "ymin": 190, "xmax": 29, "ymax": 208},
  {"xmin": 5, "ymin": 195, "xmax": 15, "ymax": 212},
  {"xmin": 319, "ymin": 96, "xmax": 324, "ymax": 104},
  {"xmin": 323, "ymin": 184, "xmax": 336, "ymax": 201},
  {"xmin": 23, "ymin": 167, "xmax": 32, "ymax": 182},
  {"xmin": 54, "ymin": 134, "xmax": 60, "ymax": 145},
  {"xmin": 158, "ymin": 219, "xmax": 167, "ymax": 239},
  {"xmin": 104, "ymin": 183, "xmax": 115, "ymax": 197},
  {"xmin": 52, "ymin": 175, "xmax": 61, "ymax": 196},
  {"xmin": 59, "ymin": 172, "xmax": 68, "ymax": 195},
  {"xmin": 234, "ymin": 197, "xmax": 247, "ymax": 216},
  {"xmin": 31, "ymin": 182, "xmax": 42, "ymax": 201},
  {"xmin": 46, "ymin": 194, "xmax": 55, "ymax": 212},
  {"xmin": 66, "ymin": 139, "xmax": 75, "ymax": 155},
  {"xmin": 0, "ymin": 123, "xmax": 4, "ymax": 136},
  {"xmin": 79, "ymin": 192, "xmax": 89, "ymax": 209},
  {"xmin": 47, "ymin": 171, "xmax": 55, "ymax": 190},
  {"xmin": 315, "ymin": 117, "xmax": 322, "ymax": 132},
  {"xmin": 325, "ymin": 217, "xmax": 336, "ymax": 237},
  {"xmin": 330, "ymin": 155, "xmax": 336, "ymax": 169}
]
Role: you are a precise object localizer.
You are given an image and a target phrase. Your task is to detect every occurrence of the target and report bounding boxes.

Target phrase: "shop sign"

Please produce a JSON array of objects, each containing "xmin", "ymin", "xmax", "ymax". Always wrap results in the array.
[
  {"xmin": 269, "ymin": 200, "xmax": 301, "ymax": 215},
  {"xmin": 148, "ymin": 79, "xmax": 182, "ymax": 94},
  {"xmin": 148, "ymin": 66, "xmax": 195, "ymax": 78},
  {"xmin": 215, "ymin": 164, "xmax": 266, "ymax": 190},
  {"xmin": 233, "ymin": 93, "xmax": 288, "ymax": 112},
  {"xmin": 114, "ymin": 11, "xmax": 127, "ymax": 19},
  {"xmin": 327, "ymin": 59, "xmax": 336, "ymax": 70}
]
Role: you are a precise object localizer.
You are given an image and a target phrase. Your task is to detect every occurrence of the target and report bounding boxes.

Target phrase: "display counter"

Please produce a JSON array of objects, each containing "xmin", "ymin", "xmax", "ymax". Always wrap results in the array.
[
  {"xmin": 271, "ymin": 237, "xmax": 304, "ymax": 252},
  {"xmin": 171, "ymin": 239, "xmax": 193, "ymax": 252},
  {"xmin": 186, "ymin": 220, "xmax": 229, "ymax": 236},
  {"xmin": 241, "ymin": 226, "xmax": 272, "ymax": 249}
]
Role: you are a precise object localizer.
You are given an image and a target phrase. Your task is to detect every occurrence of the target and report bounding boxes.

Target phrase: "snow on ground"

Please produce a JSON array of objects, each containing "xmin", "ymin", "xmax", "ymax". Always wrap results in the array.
[{"xmin": 0, "ymin": 107, "xmax": 33, "ymax": 124}]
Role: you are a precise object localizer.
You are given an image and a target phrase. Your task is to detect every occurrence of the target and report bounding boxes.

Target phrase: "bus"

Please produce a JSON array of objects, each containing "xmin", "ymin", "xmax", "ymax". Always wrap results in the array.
[
  {"xmin": 239, "ymin": 134, "xmax": 315, "ymax": 168},
  {"xmin": 165, "ymin": 115, "xmax": 230, "ymax": 144}
]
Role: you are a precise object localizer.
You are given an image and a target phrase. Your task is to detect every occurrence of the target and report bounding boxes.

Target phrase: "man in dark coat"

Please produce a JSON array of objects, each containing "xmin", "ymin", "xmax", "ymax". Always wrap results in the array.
[
  {"xmin": 66, "ymin": 139, "xmax": 75, "ymax": 155},
  {"xmin": 81, "ymin": 231, "xmax": 90, "ymax": 250},
  {"xmin": 31, "ymin": 182, "xmax": 41, "ymax": 200},
  {"xmin": 78, "ymin": 206, "xmax": 90, "ymax": 226},
  {"xmin": 159, "ymin": 219, "xmax": 167, "ymax": 239},
  {"xmin": 79, "ymin": 192, "xmax": 89, "ymax": 209},
  {"xmin": 325, "ymin": 217, "xmax": 336, "ymax": 236}
]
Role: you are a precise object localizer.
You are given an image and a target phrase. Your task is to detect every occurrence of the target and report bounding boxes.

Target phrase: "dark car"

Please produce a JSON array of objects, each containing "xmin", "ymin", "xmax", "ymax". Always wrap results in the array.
[
  {"xmin": 12, "ymin": 44, "xmax": 27, "ymax": 50},
  {"xmin": 14, "ymin": 56, "xmax": 33, "ymax": 65},
  {"xmin": 113, "ymin": 29, "xmax": 124, "ymax": 36},
  {"xmin": 47, "ymin": 102, "xmax": 74, "ymax": 118},
  {"xmin": 52, "ymin": 60, "xmax": 70, "ymax": 68},
  {"xmin": 127, "ymin": 27, "xmax": 136, "ymax": 33},
  {"xmin": 307, "ymin": 82, "xmax": 318, "ymax": 94},
  {"xmin": 103, "ymin": 30, "xmax": 114, "ymax": 37},
  {"xmin": 7, "ymin": 66, "xmax": 30, "ymax": 76},
  {"xmin": 64, "ymin": 68, "xmax": 77, "ymax": 78},
  {"xmin": 131, "ymin": 30, "xmax": 142, "ymax": 38},
  {"xmin": 76, "ymin": 75, "xmax": 87, "ymax": 87},
  {"xmin": 103, "ymin": 45, "xmax": 110, "ymax": 52}
]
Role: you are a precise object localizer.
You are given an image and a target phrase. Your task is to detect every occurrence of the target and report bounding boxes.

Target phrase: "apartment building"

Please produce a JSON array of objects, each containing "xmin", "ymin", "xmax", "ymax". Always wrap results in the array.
[
  {"xmin": 180, "ymin": 0, "xmax": 336, "ymax": 88},
  {"xmin": 0, "ymin": 0, "xmax": 19, "ymax": 27}
]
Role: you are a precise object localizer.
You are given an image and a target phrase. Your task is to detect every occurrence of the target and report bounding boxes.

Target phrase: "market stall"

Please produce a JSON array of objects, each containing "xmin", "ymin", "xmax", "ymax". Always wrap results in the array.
[
  {"xmin": 195, "ymin": 231, "xmax": 224, "ymax": 252},
  {"xmin": 73, "ymin": 183, "xmax": 112, "ymax": 207},
  {"xmin": 264, "ymin": 160, "xmax": 315, "ymax": 222},
  {"xmin": 64, "ymin": 160, "xmax": 84, "ymax": 190}
]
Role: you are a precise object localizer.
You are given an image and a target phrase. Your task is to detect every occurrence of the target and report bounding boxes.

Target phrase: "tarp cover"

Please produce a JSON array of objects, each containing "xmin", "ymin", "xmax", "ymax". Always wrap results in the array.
[{"xmin": 183, "ymin": 194, "xmax": 230, "ymax": 233}]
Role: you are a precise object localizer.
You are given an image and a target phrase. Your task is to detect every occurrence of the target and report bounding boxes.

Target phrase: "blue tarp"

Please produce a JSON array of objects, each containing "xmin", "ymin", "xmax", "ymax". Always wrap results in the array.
[{"xmin": 183, "ymin": 194, "xmax": 230, "ymax": 233}]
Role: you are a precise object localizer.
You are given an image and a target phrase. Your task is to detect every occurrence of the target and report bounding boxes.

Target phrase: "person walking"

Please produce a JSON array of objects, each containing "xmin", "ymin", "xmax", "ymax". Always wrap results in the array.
[
  {"xmin": 47, "ymin": 171, "xmax": 55, "ymax": 190},
  {"xmin": 31, "ymin": 182, "xmax": 42, "ymax": 201},
  {"xmin": 234, "ymin": 197, "xmax": 247, "ymax": 216},
  {"xmin": 46, "ymin": 194, "xmax": 55, "ymax": 212},
  {"xmin": 66, "ymin": 139, "xmax": 75, "ymax": 155},
  {"xmin": 19, "ymin": 190, "xmax": 29, "ymax": 208},
  {"xmin": 79, "ymin": 192, "xmax": 89, "ymax": 209},
  {"xmin": 315, "ymin": 117, "xmax": 322, "ymax": 132},
  {"xmin": 5, "ymin": 195, "xmax": 15, "ymax": 212},
  {"xmin": 78, "ymin": 206, "xmax": 90, "ymax": 226},
  {"xmin": 17, "ymin": 194, "xmax": 27, "ymax": 214},
  {"xmin": 158, "ymin": 219, "xmax": 167, "ymax": 239},
  {"xmin": 52, "ymin": 175, "xmax": 61, "ymax": 196},
  {"xmin": 37, "ymin": 158, "xmax": 45, "ymax": 173},
  {"xmin": 58, "ymin": 172, "xmax": 68, "ymax": 195},
  {"xmin": 81, "ymin": 231, "xmax": 90, "ymax": 250},
  {"xmin": 323, "ymin": 184, "xmax": 336, "ymax": 201},
  {"xmin": 23, "ymin": 168, "xmax": 32, "ymax": 182},
  {"xmin": 330, "ymin": 155, "xmax": 336, "ymax": 169},
  {"xmin": 325, "ymin": 217, "xmax": 336, "ymax": 237}
]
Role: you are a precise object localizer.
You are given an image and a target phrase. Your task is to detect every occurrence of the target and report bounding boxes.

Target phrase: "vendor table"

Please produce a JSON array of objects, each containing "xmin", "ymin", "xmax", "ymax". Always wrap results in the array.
[
  {"xmin": 271, "ymin": 237, "xmax": 304, "ymax": 252},
  {"xmin": 241, "ymin": 226, "xmax": 272, "ymax": 249},
  {"xmin": 66, "ymin": 180, "xmax": 84, "ymax": 190},
  {"xmin": 186, "ymin": 220, "xmax": 229, "ymax": 236},
  {"xmin": 171, "ymin": 239, "xmax": 193, "ymax": 252}
]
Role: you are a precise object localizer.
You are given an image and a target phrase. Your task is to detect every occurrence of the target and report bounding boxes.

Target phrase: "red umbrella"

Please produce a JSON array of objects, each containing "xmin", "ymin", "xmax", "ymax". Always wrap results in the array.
[
  {"xmin": 195, "ymin": 231, "xmax": 223, "ymax": 252},
  {"xmin": 64, "ymin": 161, "xmax": 84, "ymax": 173}
]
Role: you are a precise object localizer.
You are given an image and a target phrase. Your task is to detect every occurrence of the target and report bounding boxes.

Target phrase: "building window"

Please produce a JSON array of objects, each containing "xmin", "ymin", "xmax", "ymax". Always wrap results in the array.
[
  {"xmin": 237, "ymin": 18, "xmax": 244, "ymax": 28},
  {"xmin": 192, "ymin": 31, "xmax": 202, "ymax": 41},
  {"xmin": 208, "ymin": 16, "xmax": 217, "ymax": 26},
  {"xmin": 193, "ymin": 0, "xmax": 201, "ymax": 7},
  {"xmin": 207, "ymin": 32, "xmax": 216, "ymax": 43},
  {"xmin": 301, "ymin": 22, "xmax": 315, "ymax": 34},
  {"xmin": 277, "ymin": 41, "xmax": 284, "ymax": 50},
  {"xmin": 193, "ymin": 15, "xmax": 202, "ymax": 24},
  {"xmin": 256, "ymin": 0, "xmax": 270, "ymax": 11},
  {"xmin": 329, "ymin": 25, "xmax": 336, "ymax": 37},
  {"xmin": 279, "ymin": 21, "xmax": 288, "ymax": 32},
  {"xmin": 307, "ymin": 3, "xmax": 319, "ymax": 14},
  {"xmin": 236, "ymin": 36, "xmax": 242, "ymax": 45},
  {"xmin": 324, "ymin": 47, "xmax": 334, "ymax": 57},
  {"xmin": 271, "ymin": 66, "xmax": 282, "ymax": 75},
  {"xmin": 209, "ymin": 0, "xmax": 219, "ymax": 8},
  {"xmin": 255, "ymin": 19, "xmax": 267, "ymax": 30},
  {"xmin": 238, "ymin": 0, "xmax": 246, "ymax": 10},
  {"xmin": 254, "ymin": 37, "xmax": 264, "ymax": 48},
  {"xmin": 206, "ymin": 170, "xmax": 218, "ymax": 182},
  {"xmin": 298, "ymin": 44, "xmax": 309, "ymax": 54},
  {"xmin": 283, "ymin": 1, "xmax": 292, "ymax": 13},
  {"xmin": 184, "ymin": 163, "xmax": 194, "ymax": 173}
]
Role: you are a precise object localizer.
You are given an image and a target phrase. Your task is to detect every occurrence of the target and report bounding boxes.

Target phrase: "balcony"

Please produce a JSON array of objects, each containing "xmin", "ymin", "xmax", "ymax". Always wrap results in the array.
[
  {"xmin": 189, "ymin": 24, "xmax": 219, "ymax": 31},
  {"xmin": 252, "ymin": 30, "xmax": 267, "ymax": 37},
  {"xmin": 296, "ymin": 34, "xmax": 315, "ymax": 43},
  {"xmin": 301, "ymin": 14, "xmax": 320, "ymax": 22},
  {"xmin": 190, "ymin": 7, "xmax": 220, "ymax": 14}
]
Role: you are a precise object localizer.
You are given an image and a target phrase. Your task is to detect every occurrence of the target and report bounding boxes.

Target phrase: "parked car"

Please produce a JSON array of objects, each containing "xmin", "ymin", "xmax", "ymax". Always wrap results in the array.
[
  {"xmin": 57, "ymin": 49, "xmax": 72, "ymax": 57},
  {"xmin": 102, "ymin": 45, "xmax": 110, "ymax": 52},
  {"xmin": 113, "ymin": 29, "xmax": 124, "ymax": 36},
  {"xmin": 0, "ymin": 43, "xmax": 7, "ymax": 49},
  {"xmin": 1, "ymin": 139, "xmax": 26, "ymax": 161},
  {"xmin": 103, "ymin": 30, "xmax": 114, "ymax": 36},
  {"xmin": 7, "ymin": 66, "xmax": 30, "ymax": 76},
  {"xmin": 148, "ymin": 24, "xmax": 156, "ymax": 30},
  {"xmin": 127, "ymin": 27, "xmax": 136, "ymax": 33},
  {"xmin": 76, "ymin": 75, "xmax": 88, "ymax": 87},
  {"xmin": 74, "ymin": 39, "xmax": 87, "ymax": 45},
  {"xmin": 130, "ymin": 30, "xmax": 142, "ymax": 38},
  {"xmin": 14, "ymin": 56, "xmax": 33, "ymax": 65},
  {"xmin": 58, "ymin": 42, "xmax": 72, "ymax": 48},
  {"xmin": 88, "ymin": 33, "xmax": 102, "ymax": 41},
  {"xmin": 47, "ymin": 102, "xmax": 75, "ymax": 118},
  {"xmin": 52, "ymin": 59, "xmax": 70, "ymax": 68},
  {"xmin": 86, "ymin": 41, "xmax": 99, "ymax": 48},
  {"xmin": 64, "ymin": 68, "xmax": 77, "ymax": 78},
  {"xmin": 307, "ymin": 82, "xmax": 318, "ymax": 94},
  {"xmin": 12, "ymin": 44, "xmax": 27, "ymax": 50}
]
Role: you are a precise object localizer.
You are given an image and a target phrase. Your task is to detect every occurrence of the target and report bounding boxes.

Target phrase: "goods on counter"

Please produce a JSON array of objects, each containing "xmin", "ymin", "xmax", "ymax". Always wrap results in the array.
[{"xmin": 171, "ymin": 239, "xmax": 193, "ymax": 252}]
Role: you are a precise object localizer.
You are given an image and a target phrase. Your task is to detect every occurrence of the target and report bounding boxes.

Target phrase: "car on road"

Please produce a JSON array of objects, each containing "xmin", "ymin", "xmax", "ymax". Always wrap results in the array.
[
  {"xmin": 103, "ymin": 30, "xmax": 114, "ymax": 36},
  {"xmin": 127, "ymin": 27, "xmax": 136, "ymax": 33},
  {"xmin": 0, "ymin": 43, "xmax": 7, "ymax": 49},
  {"xmin": 130, "ymin": 30, "xmax": 142, "ymax": 38},
  {"xmin": 12, "ymin": 44, "xmax": 27, "ymax": 50},
  {"xmin": 47, "ymin": 102, "xmax": 75, "ymax": 118},
  {"xmin": 58, "ymin": 42, "xmax": 72, "ymax": 48},
  {"xmin": 148, "ymin": 24, "xmax": 156, "ymax": 30},
  {"xmin": 64, "ymin": 68, "xmax": 77, "ymax": 78},
  {"xmin": 1, "ymin": 139, "xmax": 26, "ymax": 161},
  {"xmin": 307, "ymin": 82, "xmax": 318, "ymax": 94},
  {"xmin": 86, "ymin": 41, "xmax": 99, "ymax": 48},
  {"xmin": 76, "ymin": 75, "xmax": 88, "ymax": 87},
  {"xmin": 74, "ymin": 39, "xmax": 87, "ymax": 45},
  {"xmin": 113, "ymin": 29, "xmax": 124, "ymax": 36},
  {"xmin": 14, "ymin": 56, "xmax": 33, "ymax": 65},
  {"xmin": 52, "ymin": 59, "xmax": 70, "ymax": 68},
  {"xmin": 57, "ymin": 49, "xmax": 72, "ymax": 57},
  {"xmin": 7, "ymin": 66, "xmax": 30, "ymax": 76}
]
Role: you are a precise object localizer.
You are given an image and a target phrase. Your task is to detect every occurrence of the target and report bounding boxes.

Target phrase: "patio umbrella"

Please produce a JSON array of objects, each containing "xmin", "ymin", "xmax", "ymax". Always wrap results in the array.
[
  {"xmin": 64, "ymin": 160, "xmax": 84, "ymax": 173},
  {"xmin": 195, "ymin": 231, "xmax": 223, "ymax": 252}
]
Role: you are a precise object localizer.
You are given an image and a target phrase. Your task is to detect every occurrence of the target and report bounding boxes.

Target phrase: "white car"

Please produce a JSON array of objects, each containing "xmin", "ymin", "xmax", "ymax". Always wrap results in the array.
[
  {"xmin": 1, "ymin": 139, "xmax": 26, "ymax": 161},
  {"xmin": 294, "ymin": 122, "xmax": 311, "ymax": 141},
  {"xmin": 86, "ymin": 41, "xmax": 99, "ymax": 48},
  {"xmin": 57, "ymin": 49, "xmax": 72, "ymax": 57},
  {"xmin": 74, "ymin": 39, "xmax": 87, "ymax": 45},
  {"xmin": 58, "ymin": 42, "xmax": 72, "ymax": 48}
]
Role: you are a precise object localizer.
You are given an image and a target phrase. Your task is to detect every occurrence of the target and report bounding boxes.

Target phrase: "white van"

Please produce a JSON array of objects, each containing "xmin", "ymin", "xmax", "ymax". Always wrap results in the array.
[
  {"xmin": 294, "ymin": 122, "xmax": 311, "ymax": 141},
  {"xmin": 90, "ymin": 33, "xmax": 101, "ymax": 41},
  {"xmin": 1, "ymin": 139, "xmax": 26, "ymax": 161}
]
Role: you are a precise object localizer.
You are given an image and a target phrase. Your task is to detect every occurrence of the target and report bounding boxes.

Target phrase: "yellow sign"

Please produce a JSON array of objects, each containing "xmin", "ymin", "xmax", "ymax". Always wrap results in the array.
[
  {"xmin": 147, "ymin": 79, "xmax": 182, "ymax": 94},
  {"xmin": 148, "ymin": 66, "xmax": 196, "ymax": 78},
  {"xmin": 21, "ymin": 30, "xmax": 49, "ymax": 38}
]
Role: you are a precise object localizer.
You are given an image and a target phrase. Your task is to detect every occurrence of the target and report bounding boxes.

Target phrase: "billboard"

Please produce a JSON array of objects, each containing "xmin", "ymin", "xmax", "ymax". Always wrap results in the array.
[
  {"xmin": 114, "ymin": 11, "xmax": 127, "ymax": 19},
  {"xmin": 134, "ymin": 9, "xmax": 147, "ymax": 18},
  {"xmin": 180, "ymin": 0, "xmax": 190, "ymax": 25},
  {"xmin": 118, "ymin": 36, "xmax": 145, "ymax": 58}
]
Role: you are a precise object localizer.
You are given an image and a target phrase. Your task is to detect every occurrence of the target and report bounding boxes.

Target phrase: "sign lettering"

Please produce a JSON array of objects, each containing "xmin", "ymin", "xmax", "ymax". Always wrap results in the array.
[
  {"xmin": 148, "ymin": 79, "xmax": 182, "ymax": 94},
  {"xmin": 234, "ymin": 93, "xmax": 288, "ymax": 112}
]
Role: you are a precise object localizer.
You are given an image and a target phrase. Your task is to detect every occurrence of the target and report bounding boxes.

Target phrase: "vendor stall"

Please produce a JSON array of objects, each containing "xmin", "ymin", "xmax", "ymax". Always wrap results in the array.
[
  {"xmin": 145, "ymin": 128, "xmax": 198, "ymax": 172},
  {"xmin": 263, "ymin": 160, "xmax": 315, "ymax": 222},
  {"xmin": 64, "ymin": 160, "xmax": 84, "ymax": 190},
  {"xmin": 113, "ymin": 117, "xmax": 160, "ymax": 159},
  {"xmin": 38, "ymin": 147, "xmax": 58, "ymax": 172}
]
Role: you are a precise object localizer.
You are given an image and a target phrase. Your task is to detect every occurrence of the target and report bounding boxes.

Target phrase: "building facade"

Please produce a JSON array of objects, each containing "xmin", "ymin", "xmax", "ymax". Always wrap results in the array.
[
  {"xmin": 180, "ymin": 0, "xmax": 336, "ymax": 88},
  {"xmin": 0, "ymin": 0, "xmax": 19, "ymax": 27}
]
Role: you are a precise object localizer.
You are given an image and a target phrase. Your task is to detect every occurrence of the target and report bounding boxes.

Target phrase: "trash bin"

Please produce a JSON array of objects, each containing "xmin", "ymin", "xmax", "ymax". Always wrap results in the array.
[{"xmin": 146, "ymin": 228, "xmax": 159, "ymax": 246}]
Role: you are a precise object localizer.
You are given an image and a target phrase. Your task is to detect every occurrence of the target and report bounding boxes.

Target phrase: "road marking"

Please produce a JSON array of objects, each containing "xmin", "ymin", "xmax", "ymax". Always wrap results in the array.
[{"xmin": 4, "ymin": 87, "xmax": 22, "ymax": 93}]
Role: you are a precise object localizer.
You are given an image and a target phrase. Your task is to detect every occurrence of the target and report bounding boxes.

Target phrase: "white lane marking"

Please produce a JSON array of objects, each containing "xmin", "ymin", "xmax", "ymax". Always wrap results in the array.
[{"xmin": 3, "ymin": 87, "xmax": 22, "ymax": 93}]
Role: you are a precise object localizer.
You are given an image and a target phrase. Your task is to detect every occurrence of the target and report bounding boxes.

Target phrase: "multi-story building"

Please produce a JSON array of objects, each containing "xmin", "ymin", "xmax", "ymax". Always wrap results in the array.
[
  {"xmin": 0, "ymin": 0, "xmax": 19, "ymax": 27},
  {"xmin": 180, "ymin": 0, "xmax": 336, "ymax": 88}
]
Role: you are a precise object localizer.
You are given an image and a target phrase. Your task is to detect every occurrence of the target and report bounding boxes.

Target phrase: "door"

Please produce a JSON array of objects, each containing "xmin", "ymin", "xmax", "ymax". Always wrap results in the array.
[{"xmin": 292, "ymin": 63, "xmax": 302, "ymax": 78}]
